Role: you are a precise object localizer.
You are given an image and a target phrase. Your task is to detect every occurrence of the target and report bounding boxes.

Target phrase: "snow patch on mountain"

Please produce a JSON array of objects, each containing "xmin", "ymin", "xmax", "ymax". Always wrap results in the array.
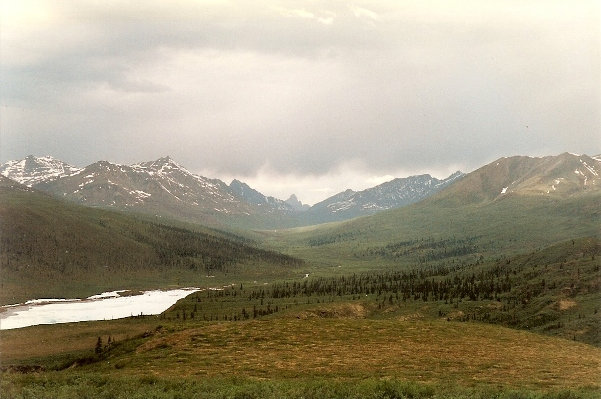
[
  {"xmin": 0, "ymin": 155, "xmax": 82, "ymax": 186},
  {"xmin": 305, "ymin": 171, "xmax": 465, "ymax": 222}
]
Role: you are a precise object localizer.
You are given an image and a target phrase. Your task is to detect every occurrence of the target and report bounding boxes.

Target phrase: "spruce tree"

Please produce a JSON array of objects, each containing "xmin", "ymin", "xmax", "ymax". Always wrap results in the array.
[{"xmin": 95, "ymin": 337, "xmax": 103, "ymax": 356}]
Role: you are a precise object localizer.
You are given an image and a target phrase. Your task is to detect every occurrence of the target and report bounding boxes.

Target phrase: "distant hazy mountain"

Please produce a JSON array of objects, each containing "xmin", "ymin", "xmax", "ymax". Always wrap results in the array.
[
  {"xmin": 285, "ymin": 194, "xmax": 310, "ymax": 212},
  {"xmin": 426, "ymin": 153, "xmax": 601, "ymax": 206},
  {"xmin": 0, "ymin": 155, "xmax": 81, "ymax": 187},
  {"xmin": 300, "ymin": 171, "xmax": 464, "ymax": 224},
  {"xmin": 15, "ymin": 154, "xmax": 595, "ymax": 230},
  {"xmin": 229, "ymin": 179, "xmax": 295, "ymax": 213}
]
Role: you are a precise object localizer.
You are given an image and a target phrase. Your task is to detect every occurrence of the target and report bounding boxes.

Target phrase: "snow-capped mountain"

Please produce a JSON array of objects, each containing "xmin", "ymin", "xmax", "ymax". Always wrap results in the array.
[
  {"xmin": 0, "ymin": 154, "xmax": 468, "ymax": 227},
  {"xmin": 0, "ymin": 155, "xmax": 309, "ymax": 228},
  {"xmin": 301, "ymin": 171, "xmax": 464, "ymax": 224},
  {"xmin": 0, "ymin": 155, "xmax": 82, "ymax": 186},
  {"xmin": 32, "ymin": 156, "xmax": 251, "ymax": 221}
]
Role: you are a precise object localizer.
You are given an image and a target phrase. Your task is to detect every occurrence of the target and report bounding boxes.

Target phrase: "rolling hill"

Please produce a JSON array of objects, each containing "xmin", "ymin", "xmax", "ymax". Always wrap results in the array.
[{"xmin": 0, "ymin": 178, "xmax": 302, "ymax": 305}]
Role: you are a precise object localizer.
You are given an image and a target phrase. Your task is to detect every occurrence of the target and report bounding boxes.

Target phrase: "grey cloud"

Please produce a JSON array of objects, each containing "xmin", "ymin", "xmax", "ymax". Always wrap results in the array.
[{"xmin": 1, "ymin": 0, "xmax": 599, "ymax": 187}]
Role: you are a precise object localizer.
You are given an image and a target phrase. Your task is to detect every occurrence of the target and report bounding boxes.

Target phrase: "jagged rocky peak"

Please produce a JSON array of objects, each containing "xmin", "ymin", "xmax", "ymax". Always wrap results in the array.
[
  {"xmin": 285, "ymin": 194, "xmax": 310, "ymax": 211},
  {"xmin": 91, "ymin": 160, "xmax": 118, "ymax": 169},
  {"xmin": 445, "ymin": 170, "xmax": 464, "ymax": 181}
]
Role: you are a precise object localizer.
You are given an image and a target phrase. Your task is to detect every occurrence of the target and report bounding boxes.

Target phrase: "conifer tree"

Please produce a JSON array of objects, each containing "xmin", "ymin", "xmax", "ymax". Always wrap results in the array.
[{"xmin": 95, "ymin": 337, "xmax": 103, "ymax": 356}]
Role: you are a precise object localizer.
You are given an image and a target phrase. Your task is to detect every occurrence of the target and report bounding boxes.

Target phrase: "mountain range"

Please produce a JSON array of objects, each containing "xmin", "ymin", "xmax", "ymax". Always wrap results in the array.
[
  {"xmin": 0, "ymin": 155, "xmax": 465, "ymax": 228},
  {"xmin": 2, "ymin": 152, "xmax": 599, "ymax": 230}
]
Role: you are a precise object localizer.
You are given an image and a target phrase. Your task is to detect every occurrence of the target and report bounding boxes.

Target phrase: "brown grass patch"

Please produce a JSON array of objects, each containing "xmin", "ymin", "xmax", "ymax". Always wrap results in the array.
[
  {"xmin": 116, "ymin": 319, "xmax": 601, "ymax": 390},
  {"xmin": 558, "ymin": 299, "xmax": 577, "ymax": 311},
  {"xmin": 293, "ymin": 303, "xmax": 367, "ymax": 319}
]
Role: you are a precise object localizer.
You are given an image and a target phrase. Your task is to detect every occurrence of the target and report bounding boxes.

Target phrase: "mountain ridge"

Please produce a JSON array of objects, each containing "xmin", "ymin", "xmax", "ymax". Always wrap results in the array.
[
  {"xmin": 424, "ymin": 153, "xmax": 601, "ymax": 206},
  {"xmin": 301, "ymin": 170, "xmax": 465, "ymax": 223},
  {"xmin": 2, "ymin": 155, "xmax": 468, "ymax": 228}
]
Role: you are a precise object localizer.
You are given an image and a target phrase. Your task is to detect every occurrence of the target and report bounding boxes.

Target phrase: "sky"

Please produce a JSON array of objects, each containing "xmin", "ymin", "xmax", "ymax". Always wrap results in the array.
[{"xmin": 1, "ymin": 0, "xmax": 599, "ymax": 205}]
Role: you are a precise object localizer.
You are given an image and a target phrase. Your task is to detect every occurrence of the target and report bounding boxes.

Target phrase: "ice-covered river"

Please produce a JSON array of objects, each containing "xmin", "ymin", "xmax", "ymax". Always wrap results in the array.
[{"xmin": 0, "ymin": 288, "xmax": 200, "ymax": 330}]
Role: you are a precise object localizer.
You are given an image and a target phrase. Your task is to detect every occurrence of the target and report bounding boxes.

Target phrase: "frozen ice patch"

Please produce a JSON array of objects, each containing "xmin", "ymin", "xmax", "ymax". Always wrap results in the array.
[{"xmin": 0, "ymin": 288, "xmax": 200, "ymax": 330}]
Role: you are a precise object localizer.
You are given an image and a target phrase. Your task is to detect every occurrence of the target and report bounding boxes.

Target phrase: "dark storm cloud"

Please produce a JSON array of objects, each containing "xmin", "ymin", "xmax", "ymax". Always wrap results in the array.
[{"xmin": 1, "ymin": 0, "xmax": 599, "ymax": 202}]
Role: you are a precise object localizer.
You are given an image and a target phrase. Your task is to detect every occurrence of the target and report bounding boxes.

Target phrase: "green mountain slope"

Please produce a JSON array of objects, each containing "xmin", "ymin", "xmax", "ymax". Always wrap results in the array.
[
  {"xmin": 269, "ymin": 154, "xmax": 601, "ymax": 268},
  {"xmin": 0, "ymin": 179, "xmax": 302, "ymax": 305},
  {"xmin": 428, "ymin": 153, "xmax": 600, "ymax": 205}
]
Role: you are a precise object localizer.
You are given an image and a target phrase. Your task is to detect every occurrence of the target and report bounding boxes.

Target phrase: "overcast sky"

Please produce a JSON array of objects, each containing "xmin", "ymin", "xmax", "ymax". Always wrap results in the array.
[{"xmin": 1, "ymin": 1, "xmax": 599, "ymax": 204}]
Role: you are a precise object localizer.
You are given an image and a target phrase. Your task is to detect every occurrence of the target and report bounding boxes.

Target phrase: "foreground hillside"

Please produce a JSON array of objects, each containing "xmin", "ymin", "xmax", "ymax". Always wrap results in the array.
[
  {"xmin": 5, "ymin": 319, "xmax": 599, "ymax": 397},
  {"xmin": 0, "ymin": 178, "xmax": 301, "ymax": 305}
]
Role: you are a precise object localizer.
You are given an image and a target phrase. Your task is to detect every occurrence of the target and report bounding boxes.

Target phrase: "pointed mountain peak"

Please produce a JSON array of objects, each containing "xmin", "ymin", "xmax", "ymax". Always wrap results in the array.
[
  {"xmin": 146, "ymin": 155, "xmax": 177, "ymax": 167},
  {"xmin": 133, "ymin": 156, "xmax": 189, "ymax": 175},
  {"xmin": 442, "ymin": 171, "xmax": 465, "ymax": 183},
  {"xmin": 88, "ymin": 160, "xmax": 121, "ymax": 170},
  {"xmin": 230, "ymin": 179, "xmax": 262, "ymax": 200},
  {"xmin": 285, "ymin": 194, "xmax": 309, "ymax": 211},
  {"xmin": 156, "ymin": 155, "xmax": 174, "ymax": 164}
]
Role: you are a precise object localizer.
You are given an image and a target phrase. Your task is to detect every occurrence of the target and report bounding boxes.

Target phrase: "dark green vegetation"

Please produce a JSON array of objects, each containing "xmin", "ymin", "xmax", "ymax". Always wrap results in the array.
[
  {"xmin": 154, "ymin": 237, "xmax": 600, "ymax": 346},
  {"xmin": 0, "ymin": 183, "xmax": 302, "ymax": 304},
  {"xmin": 258, "ymin": 162, "xmax": 601, "ymax": 300},
  {"xmin": 4, "ymin": 375, "xmax": 600, "ymax": 399}
]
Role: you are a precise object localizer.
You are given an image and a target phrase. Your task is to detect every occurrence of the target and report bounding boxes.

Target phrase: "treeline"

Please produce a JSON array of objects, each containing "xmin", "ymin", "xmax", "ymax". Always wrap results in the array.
[
  {"xmin": 168, "ymin": 237, "xmax": 600, "ymax": 345},
  {"xmin": 307, "ymin": 231, "xmax": 360, "ymax": 247},
  {"xmin": 358, "ymin": 236, "xmax": 484, "ymax": 263},
  {"xmin": 264, "ymin": 264, "xmax": 512, "ymax": 303}
]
